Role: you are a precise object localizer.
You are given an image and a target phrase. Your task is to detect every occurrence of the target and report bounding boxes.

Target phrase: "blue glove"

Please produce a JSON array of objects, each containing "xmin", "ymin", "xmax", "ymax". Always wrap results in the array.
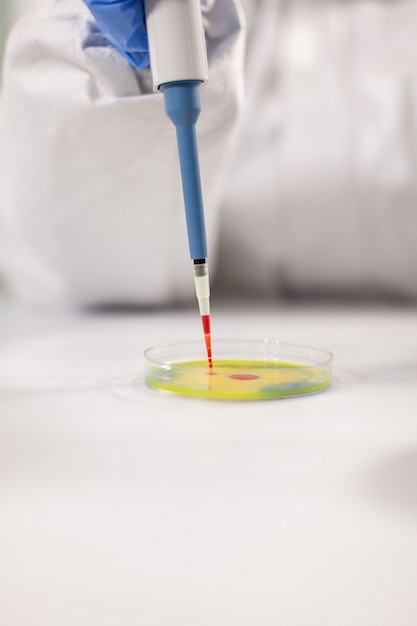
[{"xmin": 83, "ymin": 0, "xmax": 149, "ymax": 69}]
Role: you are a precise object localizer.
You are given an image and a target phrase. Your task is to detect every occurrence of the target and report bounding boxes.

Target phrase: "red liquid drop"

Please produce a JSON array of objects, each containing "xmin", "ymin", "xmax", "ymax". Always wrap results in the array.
[
  {"xmin": 229, "ymin": 374, "xmax": 260, "ymax": 381},
  {"xmin": 201, "ymin": 314, "xmax": 213, "ymax": 369}
]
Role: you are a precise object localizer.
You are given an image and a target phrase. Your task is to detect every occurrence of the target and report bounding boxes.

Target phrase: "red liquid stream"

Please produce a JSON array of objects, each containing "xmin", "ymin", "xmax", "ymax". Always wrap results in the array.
[{"xmin": 201, "ymin": 314, "xmax": 213, "ymax": 369}]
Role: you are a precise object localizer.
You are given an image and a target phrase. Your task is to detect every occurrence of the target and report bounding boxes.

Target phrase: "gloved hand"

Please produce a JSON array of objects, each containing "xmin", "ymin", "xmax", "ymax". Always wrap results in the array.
[{"xmin": 83, "ymin": 0, "xmax": 149, "ymax": 69}]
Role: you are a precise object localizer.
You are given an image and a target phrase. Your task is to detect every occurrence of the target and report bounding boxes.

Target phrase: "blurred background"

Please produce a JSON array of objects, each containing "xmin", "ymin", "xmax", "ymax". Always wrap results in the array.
[
  {"xmin": 0, "ymin": 0, "xmax": 33, "ymax": 77},
  {"xmin": 1, "ymin": 0, "xmax": 416, "ymax": 306},
  {"xmin": 0, "ymin": 0, "xmax": 33, "ymax": 292}
]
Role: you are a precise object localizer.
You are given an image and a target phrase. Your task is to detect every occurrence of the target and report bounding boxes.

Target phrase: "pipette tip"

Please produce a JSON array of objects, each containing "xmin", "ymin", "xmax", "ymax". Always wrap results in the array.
[
  {"xmin": 193, "ymin": 260, "xmax": 212, "ymax": 369},
  {"xmin": 201, "ymin": 314, "xmax": 213, "ymax": 368}
]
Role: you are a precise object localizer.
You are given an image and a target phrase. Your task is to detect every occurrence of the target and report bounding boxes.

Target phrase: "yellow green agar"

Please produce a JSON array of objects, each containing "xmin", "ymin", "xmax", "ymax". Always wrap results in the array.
[{"xmin": 145, "ymin": 358, "xmax": 331, "ymax": 400}]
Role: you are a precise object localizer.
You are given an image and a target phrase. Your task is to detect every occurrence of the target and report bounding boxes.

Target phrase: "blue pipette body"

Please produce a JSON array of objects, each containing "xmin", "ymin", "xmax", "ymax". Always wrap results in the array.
[{"xmin": 161, "ymin": 81, "xmax": 207, "ymax": 261}]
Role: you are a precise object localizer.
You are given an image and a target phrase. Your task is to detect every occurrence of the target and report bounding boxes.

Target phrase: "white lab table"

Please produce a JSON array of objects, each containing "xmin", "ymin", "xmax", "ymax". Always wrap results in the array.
[{"xmin": 0, "ymin": 297, "xmax": 416, "ymax": 626}]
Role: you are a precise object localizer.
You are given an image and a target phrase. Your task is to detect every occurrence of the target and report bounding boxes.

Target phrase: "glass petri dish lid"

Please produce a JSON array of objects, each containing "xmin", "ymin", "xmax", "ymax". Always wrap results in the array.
[{"xmin": 144, "ymin": 339, "xmax": 333, "ymax": 400}]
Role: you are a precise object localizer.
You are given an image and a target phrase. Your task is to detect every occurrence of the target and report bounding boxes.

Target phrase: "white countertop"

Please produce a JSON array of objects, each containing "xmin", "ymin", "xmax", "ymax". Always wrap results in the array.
[{"xmin": 0, "ymin": 298, "xmax": 416, "ymax": 626}]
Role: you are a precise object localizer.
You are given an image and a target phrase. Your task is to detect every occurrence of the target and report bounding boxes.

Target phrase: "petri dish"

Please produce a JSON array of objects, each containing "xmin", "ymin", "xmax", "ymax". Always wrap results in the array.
[{"xmin": 144, "ymin": 339, "xmax": 333, "ymax": 400}]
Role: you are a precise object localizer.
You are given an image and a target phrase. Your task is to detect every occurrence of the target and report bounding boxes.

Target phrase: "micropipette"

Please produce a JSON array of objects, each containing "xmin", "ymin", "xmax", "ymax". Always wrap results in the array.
[{"xmin": 144, "ymin": 0, "xmax": 212, "ymax": 367}]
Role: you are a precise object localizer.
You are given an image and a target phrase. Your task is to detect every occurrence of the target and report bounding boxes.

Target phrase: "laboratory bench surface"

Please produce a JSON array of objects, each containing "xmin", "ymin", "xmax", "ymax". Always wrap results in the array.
[{"xmin": 0, "ymin": 297, "xmax": 416, "ymax": 626}]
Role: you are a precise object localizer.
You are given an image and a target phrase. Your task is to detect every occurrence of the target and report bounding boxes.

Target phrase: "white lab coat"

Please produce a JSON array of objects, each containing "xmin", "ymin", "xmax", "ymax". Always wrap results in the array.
[
  {"xmin": 0, "ymin": 0, "xmax": 416, "ymax": 309},
  {"xmin": 0, "ymin": 0, "xmax": 245, "ymax": 308}
]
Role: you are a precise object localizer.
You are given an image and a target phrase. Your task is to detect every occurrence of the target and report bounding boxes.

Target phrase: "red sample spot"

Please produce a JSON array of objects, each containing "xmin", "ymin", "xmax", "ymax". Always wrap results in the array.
[{"xmin": 229, "ymin": 374, "xmax": 260, "ymax": 381}]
